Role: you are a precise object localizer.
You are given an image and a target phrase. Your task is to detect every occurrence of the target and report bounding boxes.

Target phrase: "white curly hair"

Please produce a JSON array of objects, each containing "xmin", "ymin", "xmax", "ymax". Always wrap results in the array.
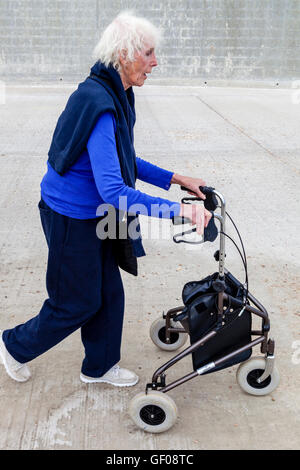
[{"xmin": 93, "ymin": 11, "xmax": 161, "ymax": 70}]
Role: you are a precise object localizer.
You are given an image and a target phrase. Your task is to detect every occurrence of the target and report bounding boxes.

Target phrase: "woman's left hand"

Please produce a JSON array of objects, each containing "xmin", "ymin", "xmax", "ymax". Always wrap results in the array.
[{"xmin": 171, "ymin": 173, "xmax": 207, "ymax": 199}]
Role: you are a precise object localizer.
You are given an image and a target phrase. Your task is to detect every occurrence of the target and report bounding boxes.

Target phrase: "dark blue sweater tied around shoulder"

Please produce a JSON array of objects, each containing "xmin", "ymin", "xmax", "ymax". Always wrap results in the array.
[{"xmin": 47, "ymin": 61, "xmax": 145, "ymax": 276}]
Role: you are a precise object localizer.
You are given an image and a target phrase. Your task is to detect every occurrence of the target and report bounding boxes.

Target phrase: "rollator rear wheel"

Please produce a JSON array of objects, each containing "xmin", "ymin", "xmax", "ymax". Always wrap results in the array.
[
  {"xmin": 129, "ymin": 391, "xmax": 178, "ymax": 433},
  {"xmin": 150, "ymin": 317, "xmax": 188, "ymax": 351},
  {"xmin": 236, "ymin": 356, "xmax": 280, "ymax": 396}
]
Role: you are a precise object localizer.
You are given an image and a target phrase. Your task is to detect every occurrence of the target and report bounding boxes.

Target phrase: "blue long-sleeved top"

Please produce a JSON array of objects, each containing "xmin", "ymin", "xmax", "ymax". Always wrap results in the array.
[{"xmin": 41, "ymin": 112, "xmax": 180, "ymax": 220}]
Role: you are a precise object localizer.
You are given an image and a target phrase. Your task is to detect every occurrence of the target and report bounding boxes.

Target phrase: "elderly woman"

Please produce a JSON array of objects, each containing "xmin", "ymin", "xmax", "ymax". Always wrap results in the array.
[{"xmin": 0, "ymin": 12, "xmax": 211, "ymax": 387}]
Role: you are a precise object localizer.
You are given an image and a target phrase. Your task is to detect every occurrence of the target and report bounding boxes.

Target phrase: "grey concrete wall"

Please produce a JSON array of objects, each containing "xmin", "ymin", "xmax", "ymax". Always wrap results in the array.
[{"xmin": 0, "ymin": 0, "xmax": 300, "ymax": 84}]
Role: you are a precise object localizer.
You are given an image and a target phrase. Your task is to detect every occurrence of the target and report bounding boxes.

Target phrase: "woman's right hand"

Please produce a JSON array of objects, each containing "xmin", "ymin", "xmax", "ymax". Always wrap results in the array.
[{"xmin": 179, "ymin": 203, "xmax": 212, "ymax": 236}]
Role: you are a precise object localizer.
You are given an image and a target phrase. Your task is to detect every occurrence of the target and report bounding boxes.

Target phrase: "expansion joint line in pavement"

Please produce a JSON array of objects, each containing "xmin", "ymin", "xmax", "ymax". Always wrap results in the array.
[{"xmin": 194, "ymin": 94, "xmax": 299, "ymax": 175}]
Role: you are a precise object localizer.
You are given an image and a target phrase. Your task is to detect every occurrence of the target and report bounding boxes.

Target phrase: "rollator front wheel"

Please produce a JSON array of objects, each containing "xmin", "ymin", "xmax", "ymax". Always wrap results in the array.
[
  {"xmin": 236, "ymin": 356, "xmax": 280, "ymax": 396},
  {"xmin": 150, "ymin": 317, "xmax": 188, "ymax": 351},
  {"xmin": 129, "ymin": 391, "xmax": 178, "ymax": 433}
]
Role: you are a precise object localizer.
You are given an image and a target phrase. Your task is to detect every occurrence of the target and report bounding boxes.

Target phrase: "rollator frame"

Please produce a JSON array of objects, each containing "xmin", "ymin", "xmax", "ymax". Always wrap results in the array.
[{"xmin": 146, "ymin": 190, "xmax": 275, "ymax": 394}]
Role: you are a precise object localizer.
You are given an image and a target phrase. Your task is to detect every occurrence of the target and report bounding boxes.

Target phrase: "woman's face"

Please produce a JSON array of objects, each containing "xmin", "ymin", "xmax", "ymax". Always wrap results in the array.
[{"xmin": 119, "ymin": 46, "xmax": 158, "ymax": 89}]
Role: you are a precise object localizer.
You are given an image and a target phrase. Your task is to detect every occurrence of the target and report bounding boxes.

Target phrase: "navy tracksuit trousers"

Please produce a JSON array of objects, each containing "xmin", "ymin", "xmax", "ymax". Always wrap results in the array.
[{"xmin": 2, "ymin": 199, "xmax": 125, "ymax": 378}]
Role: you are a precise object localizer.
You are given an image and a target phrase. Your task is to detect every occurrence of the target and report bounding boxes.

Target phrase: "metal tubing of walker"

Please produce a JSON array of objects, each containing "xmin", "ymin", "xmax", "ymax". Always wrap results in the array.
[
  {"xmin": 161, "ymin": 336, "xmax": 265, "ymax": 393},
  {"xmin": 151, "ymin": 330, "xmax": 217, "ymax": 384},
  {"xmin": 212, "ymin": 190, "xmax": 226, "ymax": 278}
]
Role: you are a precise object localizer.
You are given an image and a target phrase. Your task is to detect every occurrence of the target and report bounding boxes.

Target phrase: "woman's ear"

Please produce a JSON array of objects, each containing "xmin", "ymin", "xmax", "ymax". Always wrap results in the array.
[{"xmin": 118, "ymin": 50, "xmax": 128, "ymax": 67}]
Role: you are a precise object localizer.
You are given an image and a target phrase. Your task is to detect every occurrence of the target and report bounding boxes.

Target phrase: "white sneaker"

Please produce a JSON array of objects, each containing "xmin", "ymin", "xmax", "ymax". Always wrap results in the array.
[
  {"xmin": 80, "ymin": 364, "xmax": 139, "ymax": 387},
  {"xmin": 0, "ymin": 330, "xmax": 31, "ymax": 382}
]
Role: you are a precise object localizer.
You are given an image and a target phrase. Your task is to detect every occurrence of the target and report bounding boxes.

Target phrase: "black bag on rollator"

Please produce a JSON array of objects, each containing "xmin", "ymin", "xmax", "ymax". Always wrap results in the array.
[{"xmin": 182, "ymin": 272, "xmax": 252, "ymax": 373}]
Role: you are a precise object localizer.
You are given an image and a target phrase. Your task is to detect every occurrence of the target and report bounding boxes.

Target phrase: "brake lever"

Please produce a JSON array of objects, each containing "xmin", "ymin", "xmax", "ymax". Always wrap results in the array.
[
  {"xmin": 172, "ymin": 212, "xmax": 218, "ymax": 244},
  {"xmin": 173, "ymin": 227, "xmax": 202, "ymax": 244},
  {"xmin": 172, "ymin": 186, "xmax": 219, "ymax": 244}
]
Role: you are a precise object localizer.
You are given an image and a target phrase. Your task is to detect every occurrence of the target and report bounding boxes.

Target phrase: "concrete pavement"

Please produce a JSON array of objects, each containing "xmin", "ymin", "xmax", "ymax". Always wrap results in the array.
[{"xmin": 0, "ymin": 82, "xmax": 299, "ymax": 449}]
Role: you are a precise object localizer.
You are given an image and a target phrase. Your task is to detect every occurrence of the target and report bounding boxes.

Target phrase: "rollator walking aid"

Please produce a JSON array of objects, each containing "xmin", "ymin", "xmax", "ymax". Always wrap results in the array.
[{"xmin": 129, "ymin": 186, "xmax": 280, "ymax": 433}]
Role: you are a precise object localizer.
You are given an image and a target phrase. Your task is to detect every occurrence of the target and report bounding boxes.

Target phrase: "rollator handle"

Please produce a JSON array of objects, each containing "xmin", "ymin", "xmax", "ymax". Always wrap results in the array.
[
  {"xmin": 180, "ymin": 185, "xmax": 214, "ymax": 195},
  {"xmin": 180, "ymin": 185, "xmax": 218, "ymax": 212},
  {"xmin": 172, "ymin": 211, "xmax": 218, "ymax": 243},
  {"xmin": 172, "ymin": 185, "xmax": 219, "ymax": 243}
]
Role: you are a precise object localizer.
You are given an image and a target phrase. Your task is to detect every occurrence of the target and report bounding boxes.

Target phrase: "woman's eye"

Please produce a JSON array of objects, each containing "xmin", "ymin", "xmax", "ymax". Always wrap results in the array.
[{"xmin": 145, "ymin": 49, "xmax": 154, "ymax": 57}]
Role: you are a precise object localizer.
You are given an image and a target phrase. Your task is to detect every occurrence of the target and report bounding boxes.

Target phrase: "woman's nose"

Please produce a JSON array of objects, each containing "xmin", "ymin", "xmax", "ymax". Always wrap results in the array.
[{"xmin": 151, "ymin": 52, "xmax": 158, "ymax": 67}]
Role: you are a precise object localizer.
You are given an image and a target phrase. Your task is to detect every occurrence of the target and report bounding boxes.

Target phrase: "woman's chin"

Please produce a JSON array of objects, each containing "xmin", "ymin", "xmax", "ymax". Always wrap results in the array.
[{"xmin": 136, "ymin": 79, "xmax": 147, "ymax": 87}]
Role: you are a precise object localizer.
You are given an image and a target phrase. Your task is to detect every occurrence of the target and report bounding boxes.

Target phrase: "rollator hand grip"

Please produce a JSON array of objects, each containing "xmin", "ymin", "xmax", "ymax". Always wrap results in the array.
[
  {"xmin": 204, "ymin": 213, "xmax": 218, "ymax": 242},
  {"xmin": 172, "ymin": 211, "xmax": 218, "ymax": 244},
  {"xmin": 180, "ymin": 185, "xmax": 218, "ymax": 212},
  {"xmin": 172, "ymin": 186, "xmax": 219, "ymax": 243}
]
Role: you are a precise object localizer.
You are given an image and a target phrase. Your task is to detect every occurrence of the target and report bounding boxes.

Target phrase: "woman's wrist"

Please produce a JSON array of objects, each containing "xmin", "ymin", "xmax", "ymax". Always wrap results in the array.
[{"xmin": 171, "ymin": 173, "xmax": 186, "ymax": 185}]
